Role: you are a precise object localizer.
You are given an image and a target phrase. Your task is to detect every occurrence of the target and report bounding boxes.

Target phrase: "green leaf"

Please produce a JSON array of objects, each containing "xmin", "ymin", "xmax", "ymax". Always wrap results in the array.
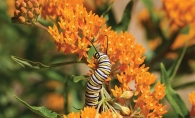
[
  {"xmin": 168, "ymin": 43, "xmax": 188, "ymax": 80},
  {"xmin": 180, "ymin": 25, "xmax": 190, "ymax": 34},
  {"xmin": 14, "ymin": 95, "xmax": 59, "ymax": 118},
  {"xmin": 114, "ymin": 0, "xmax": 134, "ymax": 32},
  {"xmin": 102, "ymin": 1, "xmax": 114, "ymax": 21},
  {"xmin": 72, "ymin": 75, "xmax": 88, "ymax": 83},
  {"xmin": 87, "ymin": 46, "xmax": 96, "ymax": 60},
  {"xmin": 11, "ymin": 56, "xmax": 83, "ymax": 69},
  {"xmin": 160, "ymin": 44, "xmax": 190, "ymax": 118}
]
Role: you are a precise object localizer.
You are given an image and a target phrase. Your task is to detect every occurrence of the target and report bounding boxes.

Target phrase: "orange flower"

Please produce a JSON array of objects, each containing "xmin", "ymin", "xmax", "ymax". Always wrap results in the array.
[
  {"xmin": 81, "ymin": 106, "xmax": 97, "ymax": 118},
  {"xmin": 171, "ymin": 26, "xmax": 195, "ymax": 50},
  {"xmin": 189, "ymin": 91, "xmax": 195, "ymax": 118},
  {"xmin": 43, "ymin": 93, "xmax": 64, "ymax": 112},
  {"xmin": 66, "ymin": 112, "xmax": 80, "ymax": 118},
  {"xmin": 63, "ymin": 107, "xmax": 122, "ymax": 118},
  {"xmin": 47, "ymin": 1, "xmax": 108, "ymax": 60},
  {"xmin": 111, "ymin": 85, "xmax": 123, "ymax": 98},
  {"xmin": 153, "ymin": 82, "xmax": 166, "ymax": 100},
  {"xmin": 99, "ymin": 110, "xmax": 121, "ymax": 118},
  {"xmin": 162, "ymin": 0, "xmax": 195, "ymax": 27},
  {"xmin": 40, "ymin": 0, "xmax": 84, "ymax": 20}
]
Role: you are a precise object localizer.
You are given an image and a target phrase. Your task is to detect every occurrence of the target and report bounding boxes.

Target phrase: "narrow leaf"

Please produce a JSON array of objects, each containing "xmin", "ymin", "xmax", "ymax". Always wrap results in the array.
[
  {"xmin": 160, "ymin": 44, "xmax": 190, "ymax": 118},
  {"xmin": 72, "ymin": 75, "xmax": 88, "ymax": 83},
  {"xmin": 114, "ymin": 0, "xmax": 134, "ymax": 32},
  {"xmin": 168, "ymin": 43, "xmax": 188, "ymax": 80},
  {"xmin": 160, "ymin": 64, "xmax": 189, "ymax": 118},
  {"xmin": 14, "ymin": 95, "xmax": 58, "ymax": 118},
  {"xmin": 11, "ymin": 56, "xmax": 83, "ymax": 69},
  {"xmin": 102, "ymin": 1, "xmax": 114, "ymax": 21}
]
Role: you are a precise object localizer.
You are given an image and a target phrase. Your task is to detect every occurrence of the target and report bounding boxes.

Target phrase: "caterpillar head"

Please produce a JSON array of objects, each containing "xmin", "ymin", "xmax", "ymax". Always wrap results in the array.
[{"xmin": 94, "ymin": 52, "xmax": 100, "ymax": 59}]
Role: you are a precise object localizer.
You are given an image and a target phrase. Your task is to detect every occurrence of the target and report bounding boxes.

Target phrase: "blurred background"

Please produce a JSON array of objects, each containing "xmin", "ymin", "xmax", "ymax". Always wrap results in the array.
[{"xmin": 0, "ymin": 0, "xmax": 195, "ymax": 118}]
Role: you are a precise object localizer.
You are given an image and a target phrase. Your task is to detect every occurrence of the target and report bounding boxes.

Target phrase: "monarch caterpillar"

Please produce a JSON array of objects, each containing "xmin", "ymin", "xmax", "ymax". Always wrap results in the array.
[{"xmin": 85, "ymin": 40, "xmax": 112, "ymax": 107}]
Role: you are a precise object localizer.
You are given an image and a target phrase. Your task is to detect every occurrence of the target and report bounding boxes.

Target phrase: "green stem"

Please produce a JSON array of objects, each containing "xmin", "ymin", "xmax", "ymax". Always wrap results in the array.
[
  {"xmin": 34, "ymin": 22, "xmax": 48, "ymax": 30},
  {"xmin": 63, "ymin": 77, "xmax": 69, "ymax": 114}
]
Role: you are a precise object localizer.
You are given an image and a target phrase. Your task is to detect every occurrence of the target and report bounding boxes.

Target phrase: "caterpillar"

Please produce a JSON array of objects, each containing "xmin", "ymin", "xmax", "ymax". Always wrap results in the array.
[{"xmin": 85, "ymin": 51, "xmax": 112, "ymax": 107}]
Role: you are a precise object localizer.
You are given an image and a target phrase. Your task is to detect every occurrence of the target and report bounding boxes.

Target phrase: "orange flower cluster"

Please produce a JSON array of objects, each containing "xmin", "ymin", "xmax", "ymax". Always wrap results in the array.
[
  {"xmin": 189, "ymin": 91, "xmax": 195, "ymax": 118},
  {"xmin": 40, "ymin": 0, "xmax": 84, "ymax": 20},
  {"xmin": 63, "ymin": 107, "xmax": 121, "ymax": 118},
  {"xmin": 42, "ymin": 0, "xmax": 167, "ymax": 117},
  {"xmin": 162, "ymin": 0, "xmax": 195, "ymax": 27},
  {"xmin": 46, "ymin": 0, "xmax": 107, "ymax": 59}
]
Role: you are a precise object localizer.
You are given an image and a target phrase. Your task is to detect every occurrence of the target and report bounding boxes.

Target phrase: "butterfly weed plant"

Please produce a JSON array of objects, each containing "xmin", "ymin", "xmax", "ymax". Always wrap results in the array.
[{"xmin": 9, "ymin": 0, "xmax": 195, "ymax": 118}]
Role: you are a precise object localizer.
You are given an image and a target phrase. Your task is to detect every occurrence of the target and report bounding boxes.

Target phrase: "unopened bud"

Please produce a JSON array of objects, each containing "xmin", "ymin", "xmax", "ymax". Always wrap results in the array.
[
  {"xmin": 19, "ymin": 16, "xmax": 25, "ymax": 23},
  {"xmin": 14, "ymin": 10, "xmax": 20, "ymax": 17},
  {"xmin": 15, "ymin": 1, "xmax": 21, "ymax": 9},
  {"xmin": 21, "ymin": 2, "xmax": 27, "ymax": 7},
  {"xmin": 120, "ymin": 91, "xmax": 133, "ymax": 99},
  {"xmin": 27, "ymin": 1, "xmax": 33, "ymax": 9},
  {"xmin": 27, "ymin": 11, "xmax": 34, "ymax": 18},
  {"xmin": 32, "ymin": 0, "xmax": 40, "ymax": 7},
  {"xmin": 34, "ymin": 8, "xmax": 40, "ymax": 15},
  {"xmin": 115, "ymin": 103, "xmax": 130, "ymax": 115},
  {"xmin": 20, "ymin": 7, "xmax": 27, "ymax": 14},
  {"xmin": 121, "ymin": 106, "xmax": 130, "ymax": 115}
]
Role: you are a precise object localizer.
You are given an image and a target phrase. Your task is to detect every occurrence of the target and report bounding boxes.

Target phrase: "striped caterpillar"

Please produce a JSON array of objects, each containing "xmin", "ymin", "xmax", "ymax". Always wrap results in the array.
[{"xmin": 85, "ymin": 51, "xmax": 112, "ymax": 107}]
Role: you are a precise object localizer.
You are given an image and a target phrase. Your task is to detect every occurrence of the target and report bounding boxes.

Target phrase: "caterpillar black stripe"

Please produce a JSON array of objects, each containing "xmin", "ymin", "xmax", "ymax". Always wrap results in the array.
[{"xmin": 85, "ymin": 52, "xmax": 112, "ymax": 107}]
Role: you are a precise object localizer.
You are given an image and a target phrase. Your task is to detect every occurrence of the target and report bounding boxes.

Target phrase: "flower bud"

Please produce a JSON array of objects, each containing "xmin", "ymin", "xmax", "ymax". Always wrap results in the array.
[
  {"xmin": 21, "ymin": 2, "xmax": 27, "ymax": 7},
  {"xmin": 20, "ymin": 7, "xmax": 27, "ymax": 14},
  {"xmin": 120, "ymin": 106, "xmax": 130, "ymax": 115},
  {"xmin": 32, "ymin": 0, "xmax": 40, "ymax": 7},
  {"xmin": 27, "ymin": 1, "xmax": 33, "ymax": 9},
  {"xmin": 19, "ymin": 16, "xmax": 25, "ymax": 23},
  {"xmin": 120, "ymin": 91, "xmax": 133, "ymax": 99},
  {"xmin": 27, "ymin": 11, "xmax": 34, "ymax": 18},
  {"xmin": 115, "ymin": 103, "xmax": 130, "ymax": 115},
  {"xmin": 34, "ymin": 8, "xmax": 40, "ymax": 15},
  {"xmin": 15, "ymin": 1, "xmax": 21, "ymax": 9},
  {"xmin": 14, "ymin": 10, "xmax": 20, "ymax": 17}
]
